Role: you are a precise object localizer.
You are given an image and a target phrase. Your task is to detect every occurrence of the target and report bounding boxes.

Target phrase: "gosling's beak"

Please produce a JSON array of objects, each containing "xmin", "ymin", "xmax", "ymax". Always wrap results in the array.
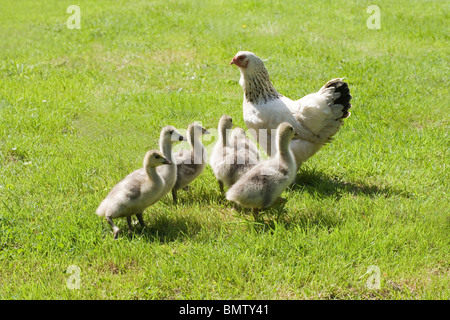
[
  {"xmin": 293, "ymin": 132, "xmax": 300, "ymax": 139},
  {"xmin": 162, "ymin": 159, "xmax": 172, "ymax": 165},
  {"xmin": 203, "ymin": 129, "xmax": 210, "ymax": 135},
  {"xmin": 229, "ymin": 57, "xmax": 237, "ymax": 65}
]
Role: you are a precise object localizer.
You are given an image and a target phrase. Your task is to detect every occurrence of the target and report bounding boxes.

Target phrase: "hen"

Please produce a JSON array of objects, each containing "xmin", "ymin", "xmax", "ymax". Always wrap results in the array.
[{"xmin": 230, "ymin": 51, "xmax": 352, "ymax": 170}]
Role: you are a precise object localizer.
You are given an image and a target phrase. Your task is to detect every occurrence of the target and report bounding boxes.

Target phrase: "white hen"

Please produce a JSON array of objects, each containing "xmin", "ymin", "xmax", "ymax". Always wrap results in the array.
[{"xmin": 230, "ymin": 51, "xmax": 352, "ymax": 170}]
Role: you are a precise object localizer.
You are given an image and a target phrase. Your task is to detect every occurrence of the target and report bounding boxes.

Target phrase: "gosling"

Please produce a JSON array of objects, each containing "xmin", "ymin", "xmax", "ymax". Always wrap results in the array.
[
  {"xmin": 96, "ymin": 150, "xmax": 171, "ymax": 239},
  {"xmin": 209, "ymin": 115, "xmax": 235, "ymax": 193},
  {"xmin": 210, "ymin": 115, "xmax": 260, "ymax": 193},
  {"xmin": 156, "ymin": 126, "xmax": 185, "ymax": 199},
  {"xmin": 230, "ymin": 126, "xmax": 260, "ymax": 166},
  {"xmin": 172, "ymin": 123, "xmax": 209, "ymax": 204},
  {"xmin": 226, "ymin": 122, "xmax": 297, "ymax": 212}
]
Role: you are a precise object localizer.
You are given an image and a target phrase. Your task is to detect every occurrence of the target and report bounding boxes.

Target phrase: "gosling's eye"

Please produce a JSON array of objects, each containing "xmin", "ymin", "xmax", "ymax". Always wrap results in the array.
[
  {"xmin": 168, "ymin": 130, "xmax": 174, "ymax": 135},
  {"xmin": 154, "ymin": 154, "xmax": 160, "ymax": 159}
]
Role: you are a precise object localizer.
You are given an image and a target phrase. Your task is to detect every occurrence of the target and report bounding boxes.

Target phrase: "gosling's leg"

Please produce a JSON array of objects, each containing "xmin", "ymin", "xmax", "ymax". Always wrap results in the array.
[
  {"xmin": 252, "ymin": 208, "xmax": 261, "ymax": 220},
  {"xmin": 290, "ymin": 177, "xmax": 298, "ymax": 187},
  {"xmin": 105, "ymin": 216, "xmax": 120, "ymax": 239},
  {"xmin": 136, "ymin": 213, "xmax": 146, "ymax": 228},
  {"xmin": 126, "ymin": 216, "xmax": 133, "ymax": 235},
  {"xmin": 276, "ymin": 197, "xmax": 287, "ymax": 206},
  {"xmin": 172, "ymin": 189, "xmax": 178, "ymax": 205}
]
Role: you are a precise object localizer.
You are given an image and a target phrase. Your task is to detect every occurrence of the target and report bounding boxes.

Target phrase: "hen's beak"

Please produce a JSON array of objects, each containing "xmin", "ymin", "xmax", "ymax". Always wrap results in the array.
[{"xmin": 229, "ymin": 57, "xmax": 237, "ymax": 65}]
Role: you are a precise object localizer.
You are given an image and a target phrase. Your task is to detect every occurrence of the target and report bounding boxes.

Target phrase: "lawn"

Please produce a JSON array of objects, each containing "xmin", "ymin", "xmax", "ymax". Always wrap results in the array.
[{"xmin": 0, "ymin": 0, "xmax": 449, "ymax": 299}]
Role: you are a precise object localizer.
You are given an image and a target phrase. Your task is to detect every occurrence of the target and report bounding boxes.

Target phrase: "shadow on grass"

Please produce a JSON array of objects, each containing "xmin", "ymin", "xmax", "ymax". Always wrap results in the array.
[
  {"xmin": 161, "ymin": 188, "xmax": 225, "ymax": 207},
  {"xmin": 234, "ymin": 204, "xmax": 345, "ymax": 234},
  {"xmin": 122, "ymin": 168, "xmax": 410, "ymax": 239},
  {"xmin": 291, "ymin": 168, "xmax": 411, "ymax": 199},
  {"xmin": 128, "ymin": 214, "xmax": 203, "ymax": 243},
  {"xmin": 230, "ymin": 168, "xmax": 412, "ymax": 233}
]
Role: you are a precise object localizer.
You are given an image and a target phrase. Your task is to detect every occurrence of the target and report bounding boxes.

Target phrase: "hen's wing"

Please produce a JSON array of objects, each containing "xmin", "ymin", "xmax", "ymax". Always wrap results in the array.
[{"xmin": 292, "ymin": 78, "xmax": 352, "ymax": 143}]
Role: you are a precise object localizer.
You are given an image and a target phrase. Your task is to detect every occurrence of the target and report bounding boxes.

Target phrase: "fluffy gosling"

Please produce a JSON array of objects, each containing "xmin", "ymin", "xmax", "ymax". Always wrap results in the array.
[
  {"xmin": 156, "ymin": 125, "xmax": 186, "ymax": 199},
  {"xmin": 226, "ymin": 122, "xmax": 296, "ymax": 212},
  {"xmin": 172, "ymin": 123, "xmax": 209, "ymax": 204},
  {"xmin": 96, "ymin": 150, "xmax": 171, "ymax": 239},
  {"xmin": 210, "ymin": 115, "xmax": 260, "ymax": 193}
]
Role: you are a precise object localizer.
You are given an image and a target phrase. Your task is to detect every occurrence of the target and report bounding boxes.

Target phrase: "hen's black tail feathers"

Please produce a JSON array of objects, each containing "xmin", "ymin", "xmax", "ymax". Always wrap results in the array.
[{"xmin": 326, "ymin": 80, "xmax": 352, "ymax": 119}]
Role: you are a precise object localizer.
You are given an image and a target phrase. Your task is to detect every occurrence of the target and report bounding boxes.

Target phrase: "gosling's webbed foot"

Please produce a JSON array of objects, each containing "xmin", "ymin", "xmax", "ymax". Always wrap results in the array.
[
  {"xmin": 106, "ymin": 216, "xmax": 120, "ymax": 240},
  {"xmin": 252, "ymin": 208, "xmax": 261, "ymax": 220},
  {"xmin": 136, "ymin": 213, "xmax": 146, "ymax": 228},
  {"xmin": 275, "ymin": 197, "xmax": 287, "ymax": 206}
]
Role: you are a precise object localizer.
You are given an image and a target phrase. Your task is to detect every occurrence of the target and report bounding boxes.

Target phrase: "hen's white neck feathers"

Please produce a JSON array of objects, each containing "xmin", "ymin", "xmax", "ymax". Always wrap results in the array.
[{"xmin": 239, "ymin": 60, "xmax": 281, "ymax": 104}]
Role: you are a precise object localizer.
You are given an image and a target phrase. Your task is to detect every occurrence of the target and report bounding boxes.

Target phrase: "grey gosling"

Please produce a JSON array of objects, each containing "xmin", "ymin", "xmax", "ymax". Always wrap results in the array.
[
  {"xmin": 230, "ymin": 126, "xmax": 260, "ymax": 165},
  {"xmin": 156, "ymin": 125, "xmax": 186, "ymax": 199},
  {"xmin": 226, "ymin": 122, "xmax": 296, "ymax": 213},
  {"xmin": 96, "ymin": 150, "xmax": 171, "ymax": 239},
  {"xmin": 210, "ymin": 115, "xmax": 259, "ymax": 193},
  {"xmin": 210, "ymin": 115, "xmax": 260, "ymax": 193},
  {"xmin": 209, "ymin": 115, "xmax": 233, "ymax": 193},
  {"xmin": 172, "ymin": 123, "xmax": 209, "ymax": 204}
]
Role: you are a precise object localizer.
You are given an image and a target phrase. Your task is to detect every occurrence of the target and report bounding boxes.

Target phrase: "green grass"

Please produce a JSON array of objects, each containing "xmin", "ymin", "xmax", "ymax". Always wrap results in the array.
[{"xmin": 0, "ymin": 0, "xmax": 449, "ymax": 299}]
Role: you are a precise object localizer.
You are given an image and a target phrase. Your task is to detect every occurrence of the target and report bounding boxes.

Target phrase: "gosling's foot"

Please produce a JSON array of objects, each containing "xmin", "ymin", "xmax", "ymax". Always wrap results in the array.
[
  {"xmin": 136, "ymin": 213, "xmax": 146, "ymax": 228},
  {"xmin": 252, "ymin": 208, "xmax": 261, "ymax": 220},
  {"xmin": 275, "ymin": 197, "xmax": 287, "ymax": 206},
  {"xmin": 172, "ymin": 189, "xmax": 178, "ymax": 205},
  {"xmin": 106, "ymin": 216, "xmax": 121, "ymax": 240},
  {"xmin": 113, "ymin": 227, "xmax": 120, "ymax": 240},
  {"xmin": 126, "ymin": 216, "xmax": 134, "ymax": 236}
]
